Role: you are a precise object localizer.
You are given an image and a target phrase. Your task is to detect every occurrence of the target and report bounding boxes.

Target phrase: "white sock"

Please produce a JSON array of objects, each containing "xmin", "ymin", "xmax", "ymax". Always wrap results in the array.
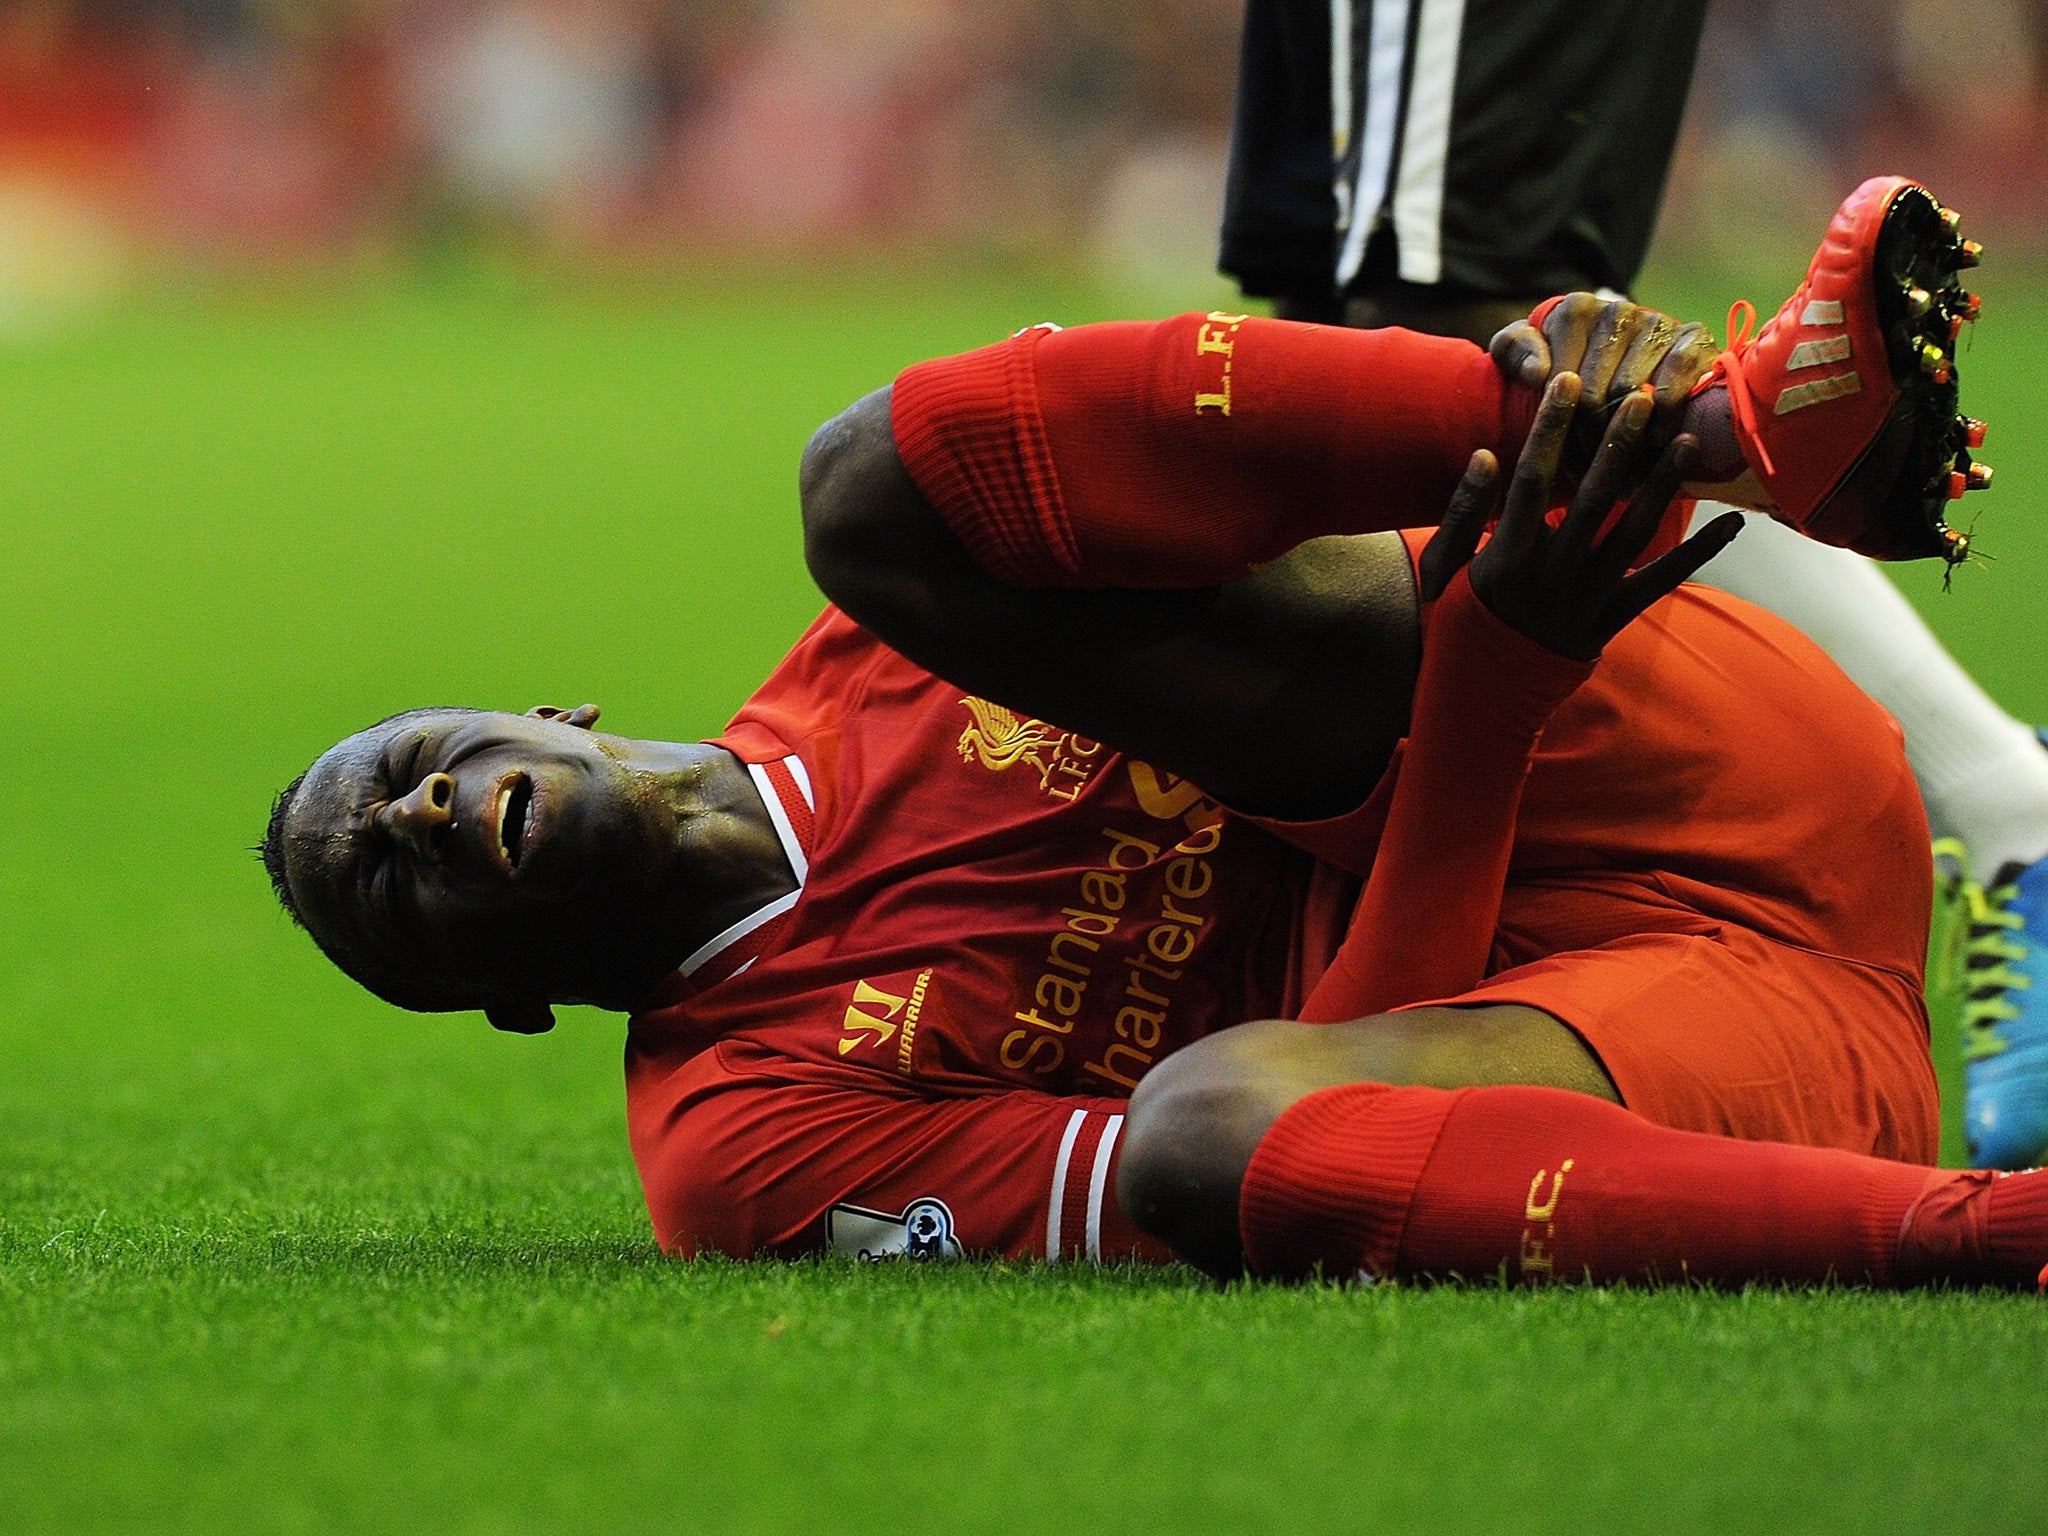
[{"xmin": 1695, "ymin": 511, "xmax": 2048, "ymax": 882}]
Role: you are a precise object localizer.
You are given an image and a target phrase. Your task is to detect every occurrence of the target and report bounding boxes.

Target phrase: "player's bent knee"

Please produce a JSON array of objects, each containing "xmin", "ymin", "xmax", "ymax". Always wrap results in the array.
[
  {"xmin": 798, "ymin": 387, "xmax": 911, "ymax": 608},
  {"xmin": 1119, "ymin": 1007, "xmax": 1621, "ymax": 1276},
  {"xmin": 1120, "ymin": 1023, "xmax": 1317, "ymax": 1279}
]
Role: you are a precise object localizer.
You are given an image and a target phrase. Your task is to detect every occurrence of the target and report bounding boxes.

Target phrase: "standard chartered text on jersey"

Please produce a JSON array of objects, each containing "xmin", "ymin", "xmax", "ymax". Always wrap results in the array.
[{"xmin": 1002, "ymin": 812, "xmax": 1227, "ymax": 1090}]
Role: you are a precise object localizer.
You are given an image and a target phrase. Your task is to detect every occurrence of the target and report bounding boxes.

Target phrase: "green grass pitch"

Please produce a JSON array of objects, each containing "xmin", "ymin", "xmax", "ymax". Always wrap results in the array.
[{"xmin": 2, "ymin": 255, "xmax": 2046, "ymax": 1533}]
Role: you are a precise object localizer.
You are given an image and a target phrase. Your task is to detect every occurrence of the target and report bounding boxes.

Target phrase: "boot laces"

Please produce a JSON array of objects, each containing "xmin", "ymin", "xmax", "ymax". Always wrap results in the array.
[
  {"xmin": 1935, "ymin": 838, "xmax": 2030, "ymax": 1062},
  {"xmin": 1691, "ymin": 299, "xmax": 1774, "ymax": 478}
]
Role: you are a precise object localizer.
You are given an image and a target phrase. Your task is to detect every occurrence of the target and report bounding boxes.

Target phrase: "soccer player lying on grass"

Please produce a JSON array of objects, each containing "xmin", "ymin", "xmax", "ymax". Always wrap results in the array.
[{"xmin": 263, "ymin": 176, "xmax": 2047, "ymax": 1287}]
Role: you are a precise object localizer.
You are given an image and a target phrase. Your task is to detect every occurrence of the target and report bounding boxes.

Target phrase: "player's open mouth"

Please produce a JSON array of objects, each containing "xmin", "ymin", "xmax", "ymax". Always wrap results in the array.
[{"xmin": 495, "ymin": 773, "xmax": 536, "ymax": 871}]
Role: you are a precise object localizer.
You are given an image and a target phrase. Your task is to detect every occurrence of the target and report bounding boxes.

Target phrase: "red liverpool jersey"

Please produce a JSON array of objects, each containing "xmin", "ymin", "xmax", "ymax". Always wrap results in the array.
[{"xmin": 625, "ymin": 608, "xmax": 1356, "ymax": 1264}]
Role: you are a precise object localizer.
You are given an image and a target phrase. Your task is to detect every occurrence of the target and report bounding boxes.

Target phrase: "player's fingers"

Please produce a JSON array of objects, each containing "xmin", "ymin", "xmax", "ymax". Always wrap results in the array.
[
  {"xmin": 1558, "ymin": 390, "xmax": 1653, "ymax": 550},
  {"xmin": 1489, "ymin": 321, "xmax": 1550, "ymax": 389},
  {"xmin": 1499, "ymin": 373, "xmax": 1582, "ymax": 550},
  {"xmin": 1592, "ymin": 434, "xmax": 1703, "ymax": 590},
  {"xmin": 1609, "ymin": 510, "xmax": 1743, "ymax": 631},
  {"xmin": 1574, "ymin": 304, "xmax": 1647, "ymax": 411},
  {"xmin": 1537, "ymin": 294, "xmax": 1605, "ymax": 377},
  {"xmin": 1613, "ymin": 309, "xmax": 1682, "ymax": 400},
  {"xmin": 1645, "ymin": 323, "xmax": 1720, "ymax": 417},
  {"xmin": 1418, "ymin": 451, "xmax": 1498, "ymax": 601}
]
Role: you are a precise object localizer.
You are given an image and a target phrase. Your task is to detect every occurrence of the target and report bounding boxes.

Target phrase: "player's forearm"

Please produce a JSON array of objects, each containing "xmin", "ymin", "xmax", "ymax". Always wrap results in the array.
[
  {"xmin": 890, "ymin": 314, "xmax": 1540, "ymax": 590},
  {"xmin": 1300, "ymin": 571, "xmax": 1592, "ymax": 1021}
]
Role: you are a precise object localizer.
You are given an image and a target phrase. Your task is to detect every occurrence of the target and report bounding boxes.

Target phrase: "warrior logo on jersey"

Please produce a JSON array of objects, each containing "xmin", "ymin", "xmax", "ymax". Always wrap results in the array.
[
  {"xmin": 956, "ymin": 697, "xmax": 1105, "ymax": 803},
  {"xmin": 828, "ymin": 1197, "xmax": 963, "ymax": 1262},
  {"xmin": 838, "ymin": 969, "xmax": 935, "ymax": 1075}
]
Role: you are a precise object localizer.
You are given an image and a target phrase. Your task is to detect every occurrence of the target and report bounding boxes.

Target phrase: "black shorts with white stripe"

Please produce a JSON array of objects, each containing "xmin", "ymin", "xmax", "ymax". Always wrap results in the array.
[{"xmin": 1220, "ymin": 0, "xmax": 1710, "ymax": 310}]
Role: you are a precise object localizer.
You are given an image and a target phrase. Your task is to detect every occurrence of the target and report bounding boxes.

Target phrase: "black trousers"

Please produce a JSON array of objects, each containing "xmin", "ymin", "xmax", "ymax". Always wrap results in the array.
[{"xmin": 1220, "ymin": 0, "xmax": 1711, "ymax": 308}]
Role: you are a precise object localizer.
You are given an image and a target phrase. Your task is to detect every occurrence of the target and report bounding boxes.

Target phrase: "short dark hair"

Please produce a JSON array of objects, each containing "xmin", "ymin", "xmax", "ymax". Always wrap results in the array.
[
  {"xmin": 258, "ymin": 770, "xmax": 310, "ymax": 929},
  {"xmin": 255, "ymin": 709, "xmax": 485, "ymax": 1014}
]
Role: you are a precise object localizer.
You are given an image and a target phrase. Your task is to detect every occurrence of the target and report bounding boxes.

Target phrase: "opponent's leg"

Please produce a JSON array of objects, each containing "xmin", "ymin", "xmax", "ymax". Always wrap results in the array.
[{"xmin": 1951, "ymin": 859, "xmax": 2048, "ymax": 1170}]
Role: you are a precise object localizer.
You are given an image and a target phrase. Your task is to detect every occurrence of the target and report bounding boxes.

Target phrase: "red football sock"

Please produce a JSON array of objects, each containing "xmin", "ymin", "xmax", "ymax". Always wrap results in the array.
[
  {"xmin": 1240, "ymin": 1081, "xmax": 2048, "ymax": 1289},
  {"xmin": 890, "ymin": 313, "xmax": 1537, "ymax": 589},
  {"xmin": 1300, "ymin": 571, "xmax": 1593, "ymax": 1022}
]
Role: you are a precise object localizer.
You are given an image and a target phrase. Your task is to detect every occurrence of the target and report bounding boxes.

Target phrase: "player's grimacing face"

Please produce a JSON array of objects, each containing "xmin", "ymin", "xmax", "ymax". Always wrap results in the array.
[{"xmin": 282, "ymin": 708, "xmax": 672, "ymax": 1005}]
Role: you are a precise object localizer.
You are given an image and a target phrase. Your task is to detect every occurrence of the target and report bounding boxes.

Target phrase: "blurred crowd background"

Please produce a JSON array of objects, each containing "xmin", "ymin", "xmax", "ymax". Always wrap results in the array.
[{"xmin": 0, "ymin": 0, "xmax": 2043, "ymax": 312}]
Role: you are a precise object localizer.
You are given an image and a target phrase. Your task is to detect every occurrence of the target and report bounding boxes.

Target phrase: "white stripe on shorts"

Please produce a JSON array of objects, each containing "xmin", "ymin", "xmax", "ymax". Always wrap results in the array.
[
  {"xmin": 1045, "ymin": 1109, "xmax": 1088, "ymax": 1262},
  {"xmin": 1084, "ymin": 1114, "xmax": 1124, "ymax": 1263}
]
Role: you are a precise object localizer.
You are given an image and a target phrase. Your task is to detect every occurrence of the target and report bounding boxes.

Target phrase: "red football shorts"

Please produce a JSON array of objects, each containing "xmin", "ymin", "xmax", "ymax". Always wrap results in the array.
[
  {"xmin": 1418, "ymin": 882, "xmax": 1938, "ymax": 1163},
  {"xmin": 1264, "ymin": 542, "xmax": 1939, "ymax": 1165}
]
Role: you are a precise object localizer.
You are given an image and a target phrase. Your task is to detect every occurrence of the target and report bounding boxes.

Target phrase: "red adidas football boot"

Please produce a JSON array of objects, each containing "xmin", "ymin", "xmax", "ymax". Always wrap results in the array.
[{"xmin": 1699, "ymin": 176, "xmax": 1989, "ymax": 567}]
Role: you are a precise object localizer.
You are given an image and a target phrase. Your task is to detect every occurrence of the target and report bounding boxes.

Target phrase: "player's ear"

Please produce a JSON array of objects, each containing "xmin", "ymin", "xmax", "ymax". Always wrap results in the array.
[
  {"xmin": 485, "ymin": 1000, "xmax": 556, "ymax": 1035},
  {"xmin": 525, "ymin": 704, "xmax": 601, "ymax": 730}
]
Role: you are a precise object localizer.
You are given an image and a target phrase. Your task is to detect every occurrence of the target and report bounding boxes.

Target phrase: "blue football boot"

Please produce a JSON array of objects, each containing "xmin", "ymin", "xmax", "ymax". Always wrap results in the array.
[{"xmin": 1953, "ymin": 846, "xmax": 2048, "ymax": 1170}]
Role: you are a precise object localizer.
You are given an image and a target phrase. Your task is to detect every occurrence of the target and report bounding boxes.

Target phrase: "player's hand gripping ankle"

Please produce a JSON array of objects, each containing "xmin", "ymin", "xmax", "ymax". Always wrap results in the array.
[
  {"xmin": 1418, "ymin": 375, "xmax": 1742, "ymax": 661},
  {"xmin": 1491, "ymin": 294, "xmax": 1719, "ymax": 450}
]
